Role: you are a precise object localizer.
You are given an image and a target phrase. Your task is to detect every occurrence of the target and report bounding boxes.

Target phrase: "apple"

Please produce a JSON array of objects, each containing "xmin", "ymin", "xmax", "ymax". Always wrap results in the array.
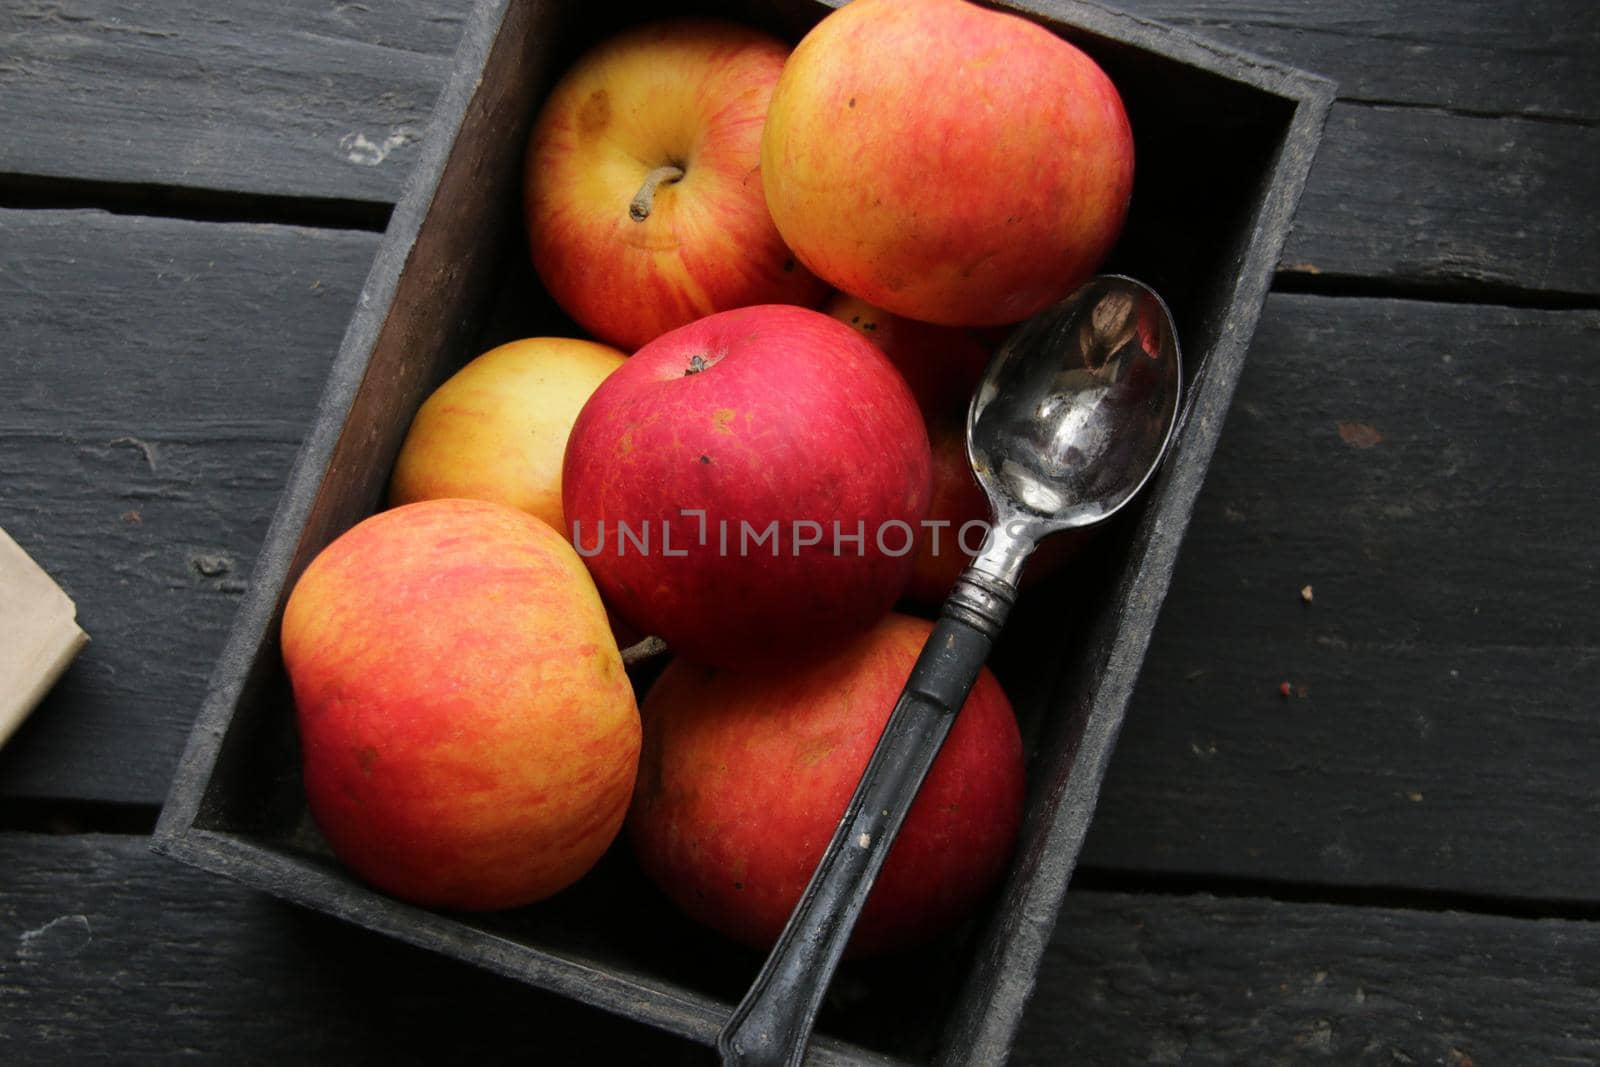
[
  {"xmin": 762, "ymin": 0, "xmax": 1134, "ymax": 326},
  {"xmin": 824, "ymin": 294, "xmax": 993, "ymax": 606},
  {"xmin": 628, "ymin": 612, "xmax": 1024, "ymax": 956},
  {"xmin": 906, "ymin": 418, "xmax": 1095, "ymax": 607},
  {"xmin": 388, "ymin": 337, "xmax": 625, "ymax": 534},
  {"xmin": 562, "ymin": 304, "xmax": 931, "ymax": 670},
  {"xmin": 824, "ymin": 293, "xmax": 992, "ymax": 420},
  {"xmin": 905, "ymin": 425, "xmax": 991, "ymax": 606},
  {"xmin": 281, "ymin": 498, "xmax": 641, "ymax": 911},
  {"xmin": 824, "ymin": 295, "xmax": 1089, "ymax": 606},
  {"xmin": 524, "ymin": 18, "xmax": 827, "ymax": 351}
]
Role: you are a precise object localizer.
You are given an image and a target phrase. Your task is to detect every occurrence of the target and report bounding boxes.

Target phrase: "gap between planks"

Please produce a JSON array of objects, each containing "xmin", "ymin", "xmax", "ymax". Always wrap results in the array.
[
  {"xmin": 0, "ymin": 798, "xmax": 159, "ymax": 836},
  {"xmin": 0, "ymin": 172, "xmax": 391, "ymax": 233},
  {"xmin": 1, "ymin": 800, "xmax": 1595, "ymax": 928},
  {"xmin": 1276, "ymin": 268, "xmax": 1600, "ymax": 312},
  {"xmin": 3, "ymin": 174, "xmax": 1593, "ymax": 316},
  {"xmin": 1071, "ymin": 864, "xmax": 1600, "ymax": 925}
]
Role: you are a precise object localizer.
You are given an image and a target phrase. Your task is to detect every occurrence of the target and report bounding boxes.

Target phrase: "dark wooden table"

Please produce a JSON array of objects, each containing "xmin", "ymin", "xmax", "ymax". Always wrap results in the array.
[{"xmin": 3, "ymin": 1, "xmax": 1596, "ymax": 1062}]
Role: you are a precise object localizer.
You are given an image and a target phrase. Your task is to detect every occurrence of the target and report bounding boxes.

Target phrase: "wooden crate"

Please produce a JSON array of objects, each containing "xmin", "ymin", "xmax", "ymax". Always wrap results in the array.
[{"xmin": 152, "ymin": 0, "xmax": 1333, "ymax": 1061}]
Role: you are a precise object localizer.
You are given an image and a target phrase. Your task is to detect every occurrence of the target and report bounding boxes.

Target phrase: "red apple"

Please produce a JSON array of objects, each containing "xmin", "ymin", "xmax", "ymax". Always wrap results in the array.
[
  {"xmin": 628, "ymin": 613, "xmax": 1024, "ymax": 956},
  {"xmin": 906, "ymin": 425, "xmax": 992, "ymax": 607},
  {"xmin": 562, "ymin": 304, "xmax": 931, "ymax": 670},
  {"xmin": 824, "ymin": 294, "xmax": 994, "ymax": 606},
  {"xmin": 524, "ymin": 19, "xmax": 826, "ymax": 351},
  {"xmin": 824, "ymin": 293, "xmax": 992, "ymax": 420},
  {"xmin": 762, "ymin": 0, "xmax": 1134, "ymax": 326},
  {"xmin": 281, "ymin": 498, "xmax": 641, "ymax": 911},
  {"xmin": 824, "ymin": 296, "xmax": 1093, "ymax": 607}
]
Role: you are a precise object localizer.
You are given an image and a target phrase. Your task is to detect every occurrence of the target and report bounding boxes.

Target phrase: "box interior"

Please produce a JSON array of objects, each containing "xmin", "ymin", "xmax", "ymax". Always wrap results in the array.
[{"xmin": 183, "ymin": 0, "xmax": 1302, "ymax": 1061}]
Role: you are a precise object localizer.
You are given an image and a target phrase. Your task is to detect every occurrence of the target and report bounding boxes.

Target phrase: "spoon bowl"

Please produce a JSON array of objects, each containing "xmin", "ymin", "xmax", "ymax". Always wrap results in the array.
[{"xmin": 972, "ymin": 274, "xmax": 1181, "ymax": 529}]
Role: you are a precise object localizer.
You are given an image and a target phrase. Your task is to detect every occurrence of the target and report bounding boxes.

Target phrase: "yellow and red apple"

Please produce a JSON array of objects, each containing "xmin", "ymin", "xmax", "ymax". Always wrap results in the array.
[
  {"xmin": 525, "ymin": 18, "xmax": 826, "ymax": 351},
  {"xmin": 388, "ymin": 337, "xmax": 625, "ymax": 535},
  {"xmin": 628, "ymin": 613, "xmax": 1025, "ymax": 956},
  {"xmin": 763, "ymin": 0, "xmax": 1134, "ymax": 326},
  {"xmin": 281, "ymin": 498, "xmax": 641, "ymax": 911}
]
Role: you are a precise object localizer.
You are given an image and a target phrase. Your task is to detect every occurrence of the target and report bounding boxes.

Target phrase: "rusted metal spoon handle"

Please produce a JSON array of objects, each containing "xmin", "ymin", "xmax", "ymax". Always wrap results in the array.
[{"xmin": 717, "ymin": 571, "xmax": 1016, "ymax": 1067}]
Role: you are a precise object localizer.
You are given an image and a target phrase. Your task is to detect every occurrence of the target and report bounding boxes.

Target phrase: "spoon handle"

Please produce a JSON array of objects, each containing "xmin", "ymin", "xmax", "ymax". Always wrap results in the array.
[{"xmin": 718, "ymin": 575, "xmax": 1016, "ymax": 1067}]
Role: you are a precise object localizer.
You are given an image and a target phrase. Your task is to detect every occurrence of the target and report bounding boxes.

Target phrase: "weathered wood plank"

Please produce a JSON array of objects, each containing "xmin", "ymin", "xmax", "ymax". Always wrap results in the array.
[
  {"xmin": 0, "ymin": 832, "xmax": 696, "ymax": 1063},
  {"xmin": 0, "ymin": 208, "xmax": 378, "ymax": 803},
  {"xmin": 1113, "ymin": 0, "xmax": 1600, "ymax": 120},
  {"xmin": 1283, "ymin": 102, "xmax": 1600, "ymax": 294},
  {"xmin": 1021, "ymin": 891, "xmax": 1600, "ymax": 1065},
  {"xmin": 2, "ymin": 1, "xmax": 1596, "ymax": 294},
  {"xmin": 1081, "ymin": 291, "xmax": 1600, "ymax": 901},
  {"xmin": 3, "ymin": 834, "xmax": 1595, "ymax": 1064},
  {"xmin": 0, "ymin": 0, "xmax": 462, "ymax": 203}
]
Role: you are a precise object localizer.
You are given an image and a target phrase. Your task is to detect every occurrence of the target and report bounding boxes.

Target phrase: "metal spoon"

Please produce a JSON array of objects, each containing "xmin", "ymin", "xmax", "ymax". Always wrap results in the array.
[{"xmin": 717, "ymin": 276, "xmax": 1184, "ymax": 1067}]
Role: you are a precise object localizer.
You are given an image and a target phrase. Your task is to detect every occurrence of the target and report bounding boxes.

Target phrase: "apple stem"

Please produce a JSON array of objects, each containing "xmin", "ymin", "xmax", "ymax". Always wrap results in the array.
[
  {"xmin": 620, "ymin": 635, "xmax": 669, "ymax": 667},
  {"xmin": 628, "ymin": 165, "xmax": 685, "ymax": 222}
]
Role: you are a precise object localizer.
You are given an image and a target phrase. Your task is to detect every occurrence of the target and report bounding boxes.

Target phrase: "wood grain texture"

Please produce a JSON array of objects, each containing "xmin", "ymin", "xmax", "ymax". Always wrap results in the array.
[
  {"xmin": 1021, "ymin": 891, "xmax": 1600, "ymax": 1065},
  {"xmin": 2, "ymin": 834, "xmax": 1595, "ymax": 1064},
  {"xmin": 2, "ymin": 0, "xmax": 1596, "ymax": 294},
  {"xmin": 1283, "ymin": 102, "xmax": 1600, "ymax": 294},
  {"xmin": 1081, "ymin": 291, "xmax": 1600, "ymax": 901},
  {"xmin": 0, "ymin": 833, "xmax": 697, "ymax": 1064},
  {"xmin": 0, "ymin": 208, "xmax": 378, "ymax": 803},
  {"xmin": 0, "ymin": 0, "xmax": 462, "ymax": 202},
  {"xmin": 1113, "ymin": 0, "xmax": 1600, "ymax": 120}
]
